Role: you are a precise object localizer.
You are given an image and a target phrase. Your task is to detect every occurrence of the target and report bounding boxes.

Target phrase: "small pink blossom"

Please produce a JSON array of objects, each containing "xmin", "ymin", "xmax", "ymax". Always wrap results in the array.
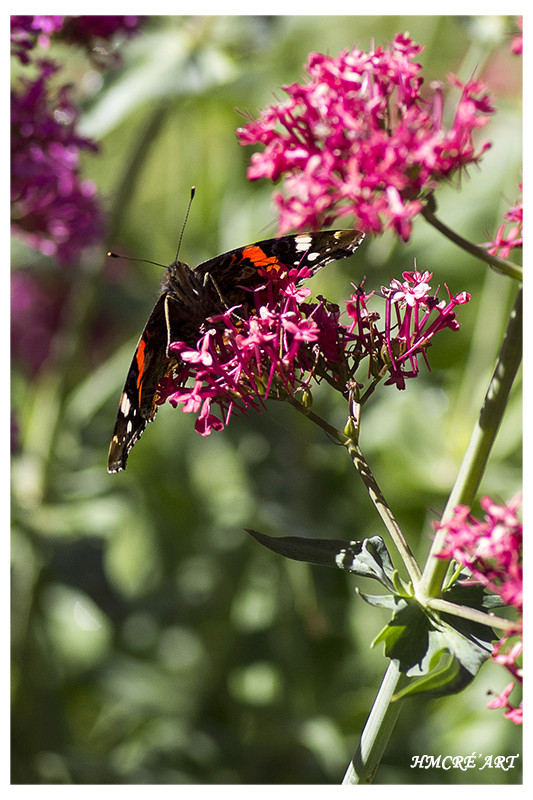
[
  {"xmin": 487, "ymin": 679, "xmax": 522, "ymax": 725},
  {"xmin": 435, "ymin": 495, "xmax": 522, "ymax": 613},
  {"xmin": 511, "ymin": 17, "xmax": 523, "ymax": 55},
  {"xmin": 346, "ymin": 269, "xmax": 470, "ymax": 390},
  {"xmin": 482, "ymin": 184, "xmax": 523, "ymax": 259}
]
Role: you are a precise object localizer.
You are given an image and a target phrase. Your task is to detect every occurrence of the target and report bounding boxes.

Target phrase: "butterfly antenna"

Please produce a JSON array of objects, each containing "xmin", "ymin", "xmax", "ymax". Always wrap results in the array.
[
  {"xmin": 106, "ymin": 252, "xmax": 167, "ymax": 269},
  {"xmin": 175, "ymin": 186, "xmax": 196, "ymax": 261},
  {"xmin": 107, "ymin": 187, "xmax": 196, "ymax": 268}
]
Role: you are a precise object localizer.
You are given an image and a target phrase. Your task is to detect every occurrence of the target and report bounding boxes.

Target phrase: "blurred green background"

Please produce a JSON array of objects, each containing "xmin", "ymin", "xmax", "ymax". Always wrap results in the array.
[{"xmin": 11, "ymin": 15, "xmax": 522, "ymax": 785}]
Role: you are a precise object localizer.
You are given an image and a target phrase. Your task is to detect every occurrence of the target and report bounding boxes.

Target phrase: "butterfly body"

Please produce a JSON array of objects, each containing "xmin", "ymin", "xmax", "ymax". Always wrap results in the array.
[{"xmin": 108, "ymin": 229, "xmax": 365, "ymax": 472}]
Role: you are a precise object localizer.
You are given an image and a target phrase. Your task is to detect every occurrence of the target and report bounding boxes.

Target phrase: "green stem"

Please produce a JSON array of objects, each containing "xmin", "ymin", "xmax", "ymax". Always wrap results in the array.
[
  {"xmin": 426, "ymin": 598, "xmax": 518, "ymax": 632},
  {"xmin": 286, "ymin": 397, "xmax": 348, "ymax": 445},
  {"xmin": 421, "ymin": 197, "xmax": 522, "ymax": 282},
  {"xmin": 345, "ymin": 441, "xmax": 422, "ymax": 587},
  {"xmin": 342, "ymin": 661, "xmax": 408, "ymax": 784},
  {"xmin": 420, "ymin": 287, "xmax": 522, "ymax": 598},
  {"xmin": 288, "ymin": 398, "xmax": 422, "ymax": 586},
  {"xmin": 287, "ymin": 397, "xmax": 422, "ymax": 587}
]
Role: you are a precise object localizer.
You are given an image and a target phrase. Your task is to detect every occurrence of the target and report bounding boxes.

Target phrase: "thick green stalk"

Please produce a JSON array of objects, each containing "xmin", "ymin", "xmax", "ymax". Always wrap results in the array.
[
  {"xmin": 420, "ymin": 286, "xmax": 522, "ymax": 598},
  {"xmin": 342, "ymin": 662, "xmax": 408, "ymax": 784}
]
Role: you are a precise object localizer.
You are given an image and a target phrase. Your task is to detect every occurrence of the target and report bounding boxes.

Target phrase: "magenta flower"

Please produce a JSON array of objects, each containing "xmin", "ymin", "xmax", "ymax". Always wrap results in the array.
[
  {"xmin": 10, "ymin": 15, "xmax": 65, "ymax": 62},
  {"xmin": 59, "ymin": 15, "xmax": 144, "ymax": 45},
  {"xmin": 511, "ymin": 17, "xmax": 523, "ymax": 55},
  {"xmin": 157, "ymin": 267, "xmax": 330, "ymax": 436},
  {"xmin": 155, "ymin": 261, "xmax": 469, "ymax": 434},
  {"xmin": 238, "ymin": 34, "xmax": 494, "ymax": 240},
  {"xmin": 347, "ymin": 268, "xmax": 470, "ymax": 390},
  {"xmin": 435, "ymin": 495, "xmax": 523, "ymax": 612},
  {"xmin": 10, "ymin": 15, "xmax": 143, "ymax": 63},
  {"xmin": 435, "ymin": 496, "xmax": 523, "ymax": 724},
  {"xmin": 482, "ymin": 184, "xmax": 523, "ymax": 259},
  {"xmin": 11, "ymin": 61, "xmax": 105, "ymax": 263}
]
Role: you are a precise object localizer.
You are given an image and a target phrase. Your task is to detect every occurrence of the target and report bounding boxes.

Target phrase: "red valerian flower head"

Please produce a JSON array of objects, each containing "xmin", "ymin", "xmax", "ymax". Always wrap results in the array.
[
  {"xmin": 11, "ymin": 60, "xmax": 105, "ymax": 263},
  {"xmin": 347, "ymin": 267, "xmax": 470, "ymax": 390},
  {"xmin": 434, "ymin": 495, "xmax": 523, "ymax": 613},
  {"xmin": 157, "ymin": 267, "xmax": 330, "ymax": 435},
  {"xmin": 511, "ymin": 16, "xmax": 523, "ymax": 55},
  {"xmin": 435, "ymin": 496, "xmax": 523, "ymax": 724},
  {"xmin": 238, "ymin": 34, "xmax": 495, "ymax": 240},
  {"xmin": 155, "ymin": 260, "xmax": 469, "ymax": 433},
  {"xmin": 482, "ymin": 183, "xmax": 522, "ymax": 259}
]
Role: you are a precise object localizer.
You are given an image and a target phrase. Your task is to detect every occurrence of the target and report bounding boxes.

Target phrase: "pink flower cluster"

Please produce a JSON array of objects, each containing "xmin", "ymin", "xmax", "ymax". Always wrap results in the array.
[
  {"xmin": 435, "ymin": 496, "xmax": 522, "ymax": 724},
  {"xmin": 435, "ymin": 495, "xmax": 523, "ymax": 612},
  {"xmin": 483, "ymin": 184, "xmax": 523, "ymax": 259},
  {"xmin": 238, "ymin": 34, "xmax": 495, "ymax": 240},
  {"xmin": 347, "ymin": 269, "xmax": 470, "ymax": 390},
  {"xmin": 156, "ymin": 262, "xmax": 469, "ymax": 434},
  {"xmin": 486, "ymin": 638, "xmax": 523, "ymax": 725},
  {"xmin": 157, "ymin": 266, "xmax": 334, "ymax": 436},
  {"xmin": 11, "ymin": 61, "xmax": 105, "ymax": 263}
]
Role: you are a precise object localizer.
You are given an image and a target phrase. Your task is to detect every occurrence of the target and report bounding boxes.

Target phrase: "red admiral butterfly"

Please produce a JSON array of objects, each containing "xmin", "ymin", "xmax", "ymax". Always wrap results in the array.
[{"xmin": 108, "ymin": 228, "xmax": 365, "ymax": 472}]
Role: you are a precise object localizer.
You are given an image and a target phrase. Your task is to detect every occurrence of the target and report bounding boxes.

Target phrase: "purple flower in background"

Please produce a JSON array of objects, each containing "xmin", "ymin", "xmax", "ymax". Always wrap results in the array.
[
  {"xmin": 10, "ymin": 15, "xmax": 65, "ymax": 62},
  {"xmin": 10, "ymin": 15, "xmax": 143, "ymax": 62},
  {"xmin": 11, "ymin": 269, "xmax": 69, "ymax": 373},
  {"xmin": 11, "ymin": 61, "xmax": 105, "ymax": 263},
  {"xmin": 59, "ymin": 15, "xmax": 144, "ymax": 46}
]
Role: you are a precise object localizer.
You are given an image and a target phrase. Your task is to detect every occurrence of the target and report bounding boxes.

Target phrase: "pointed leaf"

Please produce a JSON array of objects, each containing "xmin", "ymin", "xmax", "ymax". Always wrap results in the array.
[
  {"xmin": 370, "ymin": 587, "xmax": 495, "ymax": 697},
  {"xmin": 245, "ymin": 530, "xmax": 396, "ymax": 589}
]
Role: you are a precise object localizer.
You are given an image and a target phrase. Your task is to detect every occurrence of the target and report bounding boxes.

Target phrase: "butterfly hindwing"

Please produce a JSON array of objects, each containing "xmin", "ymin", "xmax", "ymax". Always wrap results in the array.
[{"xmin": 108, "ymin": 293, "xmax": 178, "ymax": 473}]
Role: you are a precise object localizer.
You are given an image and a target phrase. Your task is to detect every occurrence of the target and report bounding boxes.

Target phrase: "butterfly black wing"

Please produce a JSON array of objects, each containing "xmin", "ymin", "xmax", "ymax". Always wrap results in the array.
[
  {"xmin": 194, "ymin": 230, "xmax": 365, "ymax": 300},
  {"xmin": 108, "ymin": 292, "xmax": 185, "ymax": 472}
]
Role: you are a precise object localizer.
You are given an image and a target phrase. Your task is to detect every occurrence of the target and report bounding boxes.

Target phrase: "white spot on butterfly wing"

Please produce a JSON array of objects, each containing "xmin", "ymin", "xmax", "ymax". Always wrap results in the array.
[
  {"xmin": 295, "ymin": 235, "xmax": 313, "ymax": 251},
  {"xmin": 120, "ymin": 393, "xmax": 131, "ymax": 415}
]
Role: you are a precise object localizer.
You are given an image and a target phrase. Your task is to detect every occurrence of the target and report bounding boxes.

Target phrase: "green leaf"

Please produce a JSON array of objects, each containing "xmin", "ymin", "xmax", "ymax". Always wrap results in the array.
[
  {"xmin": 392, "ymin": 650, "xmax": 463, "ymax": 699},
  {"xmin": 370, "ymin": 586, "xmax": 496, "ymax": 697},
  {"xmin": 245, "ymin": 530, "xmax": 397, "ymax": 590}
]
